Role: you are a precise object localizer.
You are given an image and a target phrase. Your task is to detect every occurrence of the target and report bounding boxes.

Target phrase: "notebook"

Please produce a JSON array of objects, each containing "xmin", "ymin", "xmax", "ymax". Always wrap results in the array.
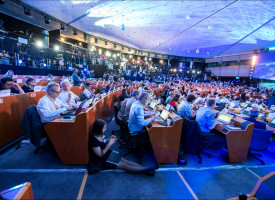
[{"xmin": 106, "ymin": 151, "xmax": 123, "ymax": 165}]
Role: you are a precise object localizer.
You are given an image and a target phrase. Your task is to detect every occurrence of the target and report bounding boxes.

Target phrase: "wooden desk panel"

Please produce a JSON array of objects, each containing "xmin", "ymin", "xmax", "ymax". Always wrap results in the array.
[
  {"xmin": 44, "ymin": 89, "xmax": 122, "ymax": 164},
  {"xmin": 146, "ymin": 115, "xmax": 183, "ymax": 163},
  {"xmin": 215, "ymin": 117, "xmax": 254, "ymax": 163}
]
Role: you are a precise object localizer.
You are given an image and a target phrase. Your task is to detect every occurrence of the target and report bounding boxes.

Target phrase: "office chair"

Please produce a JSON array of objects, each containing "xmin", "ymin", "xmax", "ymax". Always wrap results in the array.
[
  {"xmin": 118, "ymin": 118, "xmax": 148, "ymax": 162},
  {"xmin": 21, "ymin": 105, "xmax": 52, "ymax": 154},
  {"xmin": 181, "ymin": 117, "xmax": 204, "ymax": 164},
  {"xmin": 248, "ymin": 128, "xmax": 273, "ymax": 165},
  {"xmin": 112, "ymin": 102, "xmax": 122, "ymax": 135}
]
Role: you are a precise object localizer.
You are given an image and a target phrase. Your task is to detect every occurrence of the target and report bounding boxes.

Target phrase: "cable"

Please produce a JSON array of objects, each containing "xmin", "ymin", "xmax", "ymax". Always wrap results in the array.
[{"xmin": 150, "ymin": 0, "xmax": 239, "ymax": 52}]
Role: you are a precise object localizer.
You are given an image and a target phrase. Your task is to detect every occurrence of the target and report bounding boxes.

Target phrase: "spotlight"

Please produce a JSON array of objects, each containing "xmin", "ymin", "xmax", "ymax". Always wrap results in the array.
[
  {"xmin": 18, "ymin": 60, "xmax": 23, "ymax": 64},
  {"xmin": 73, "ymin": 29, "xmax": 78, "ymax": 35},
  {"xmin": 149, "ymin": 58, "xmax": 151, "ymax": 61},
  {"xmin": 84, "ymin": 33, "xmax": 87, "ymax": 41},
  {"xmin": 105, "ymin": 41, "xmax": 108, "ymax": 45},
  {"xmin": 160, "ymin": 60, "xmax": 163, "ymax": 63},
  {"xmin": 95, "ymin": 38, "xmax": 98, "ymax": 44},
  {"xmin": 54, "ymin": 45, "xmax": 60, "ymax": 51},
  {"xmin": 60, "ymin": 24, "xmax": 65, "ymax": 30},
  {"xmin": 44, "ymin": 16, "xmax": 50, "ymax": 24},
  {"xmin": 60, "ymin": 38, "xmax": 65, "ymax": 41},
  {"xmin": 24, "ymin": 7, "xmax": 31, "ymax": 16},
  {"xmin": 114, "ymin": 44, "xmax": 117, "ymax": 48},
  {"xmin": 79, "ymin": 42, "xmax": 82, "ymax": 46},
  {"xmin": 36, "ymin": 41, "xmax": 43, "ymax": 47},
  {"xmin": 43, "ymin": 63, "xmax": 47, "ymax": 67}
]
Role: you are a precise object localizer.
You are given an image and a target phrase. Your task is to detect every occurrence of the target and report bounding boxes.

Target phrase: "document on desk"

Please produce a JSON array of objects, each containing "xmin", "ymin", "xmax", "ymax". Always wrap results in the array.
[{"xmin": 225, "ymin": 125, "xmax": 241, "ymax": 130}]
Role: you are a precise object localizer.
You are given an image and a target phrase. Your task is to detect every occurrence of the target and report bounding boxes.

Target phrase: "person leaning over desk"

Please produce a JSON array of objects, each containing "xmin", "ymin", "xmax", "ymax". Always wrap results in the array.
[
  {"xmin": 196, "ymin": 99, "xmax": 227, "ymax": 152},
  {"xmin": 177, "ymin": 94, "xmax": 196, "ymax": 119},
  {"xmin": 37, "ymin": 83, "xmax": 75, "ymax": 123}
]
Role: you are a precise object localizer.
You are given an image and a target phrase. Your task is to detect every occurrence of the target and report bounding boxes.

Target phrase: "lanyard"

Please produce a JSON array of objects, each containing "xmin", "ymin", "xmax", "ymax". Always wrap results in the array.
[{"xmin": 47, "ymin": 95, "xmax": 58, "ymax": 110}]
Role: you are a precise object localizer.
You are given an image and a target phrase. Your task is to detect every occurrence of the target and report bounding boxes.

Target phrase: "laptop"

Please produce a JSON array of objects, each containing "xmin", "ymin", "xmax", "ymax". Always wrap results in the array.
[
  {"xmin": 165, "ymin": 104, "xmax": 171, "ymax": 111},
  {"xmin": 106, "ymin": 150, "xmax": 123, "ymax": 166},
  {"xmin": 155, "ymin": 109, "xmax": 170, "ymax": 123},
  {"xmin": 217, "ymin": 113, "xmax": 234, "ymax": 124},
  {"xmin": 148, "ymin": 101, "xmax": 156, "ymax": 110},
  {"xmin": 236, "ymin": 110, "xmax": 250, "ymax": 119},
  {"xmin": 270, "ymin": 106, "xmax": 275, "ymax": 111},
  {"xmin": 61, "ymin": 100, "xmax": 87, "ymax": 116},
  {"xmin": 240, "ymin": 103, "xmax": 248, "ymax": 108},
  {"xmin": 268, "ymin": 118, "xmax": 275, "ymax": 128}
]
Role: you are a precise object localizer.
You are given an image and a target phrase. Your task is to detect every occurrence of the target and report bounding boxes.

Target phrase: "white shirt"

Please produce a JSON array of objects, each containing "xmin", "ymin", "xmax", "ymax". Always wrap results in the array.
[
  {"xmin": 83, "ymin": 88, "xmax": 94, "ymax": 99},
  {"xmin": 37, "ymin": 95, "xmax": 68, "ymax": 123},
  {"xmin": 58, "ymin": 91, "xmax": 78, "ymax": 106}
]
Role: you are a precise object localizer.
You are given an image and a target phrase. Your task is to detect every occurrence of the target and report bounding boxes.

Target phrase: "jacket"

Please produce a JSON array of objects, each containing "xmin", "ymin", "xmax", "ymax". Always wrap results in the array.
[{"xmin": 21, "ymin": 105, "xmax": 44, "ymax": 147}]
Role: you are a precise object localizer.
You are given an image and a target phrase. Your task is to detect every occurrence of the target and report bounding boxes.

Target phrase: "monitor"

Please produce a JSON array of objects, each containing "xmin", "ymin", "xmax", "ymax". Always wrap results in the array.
[
  {"xmin": 160, "ymin": 109, "xmax": 170, "ymax": 120},
  {"xmin": 240, "ymin": 103, "xmax": 248, "ymax": 108},
  {"xmin": 149, "ymin": 101, "xmax": 156, "ymax": 109},
  {"xmin": 217, "ymin": 113, "xmax": 234, "ymax": 123}
]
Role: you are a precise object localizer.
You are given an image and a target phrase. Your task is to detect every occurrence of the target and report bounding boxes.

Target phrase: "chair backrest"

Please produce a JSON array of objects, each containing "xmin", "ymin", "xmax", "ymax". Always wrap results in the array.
[
  {"xmin": 114, "ymin": 102, "xmax": 121, "ymax": 125},
  {"xmin": 249, "ymin": 128, "xmax": 273, "ymax": 151},
  {"xmin": 181, "ymin": 117, "xmax": 202, "ymax": 154},
  {"xmin": 78, "ymin": 93, "xmax": 88, "ymax": 101},
  {"xmin": 119, "ymin": 118, "xmax": 131, "ymax": 141}
]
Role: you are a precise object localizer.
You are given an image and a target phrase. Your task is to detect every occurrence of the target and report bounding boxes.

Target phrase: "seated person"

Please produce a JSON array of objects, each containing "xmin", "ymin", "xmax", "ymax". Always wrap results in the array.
[
  {"xmin": 58, "ymin": 81, "xmax": 80, "ymax": 106},
  {"xmin": 124, "ymin": 90, "xmax": 140, "ymax": 118},
  {"xmin": 119, "ymin": 88, "xmax": 129, "ymax": 102},
  {"xmin": 128, "ymin": 92, "xmax": 158, "ymax": 134},
  {"xmin": 177, "ymin": 94, "xmax": 196, "ymax": 119},
  {"xmin": 194, "ymin": 93, "xmax": 206, "ymax": 105},
  {"xmin": 47, "ymin": 74, "xmax": 54, "ymax": 82},
  {"xmin": 3, "ymin": 70, "xmax": 14, "ymax": 78},
  {"xmin": 83, "ymin": 83, "xmax": 96, "ymax": 99},
  {"xmin": 196, "ymin": 99, "xmax": 227, "ymax": 152},
  {"xmin": 21, "ymin": 77, "xmax": 36, "ymax": 93},
  {"xmin": 37, "ymin": 83, "xmax": 74, "ymax": 123},
  {"xmin": 169, "ymin": 94, "xmax": 181, "ymax": 111},
  {"xmin": 246, "ymin": 110, "xmax": 266, "ymax": 130},
  {"xmin": 88, "ymin": 119, "xmax": 153, "ymax": 174},
  {"xmin": 0, "ymin": 77, "xmax": 24, "ymax": 94},
  {"xmin": 165, "ymin": 91, "xmax": 175, "ymax": 105}
]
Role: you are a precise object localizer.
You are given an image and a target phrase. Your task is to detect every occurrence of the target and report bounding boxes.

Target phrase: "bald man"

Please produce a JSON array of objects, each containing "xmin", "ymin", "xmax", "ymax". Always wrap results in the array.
[{"xmin": 58, "ymin": 81, "xmax": 80, "ymax": 106}]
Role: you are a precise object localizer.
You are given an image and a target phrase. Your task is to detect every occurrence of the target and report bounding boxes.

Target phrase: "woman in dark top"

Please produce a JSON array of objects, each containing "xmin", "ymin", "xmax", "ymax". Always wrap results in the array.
[
  {"xmin": 21, "ymin": 77, "xmax": 36, "ymax": 93},
  {"xmin": 88, "ymin": 120, "xmax": 153, "ymax": 173}
]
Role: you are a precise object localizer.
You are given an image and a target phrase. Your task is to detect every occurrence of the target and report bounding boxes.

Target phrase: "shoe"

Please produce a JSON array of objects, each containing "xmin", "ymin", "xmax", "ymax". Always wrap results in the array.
[
  {"xmin": 177, "ymin": 159, "xmax": 187, "ymax": 165},
  {"xmin": 146, "ymin": 169, "xmax": 155, "ymax": 177}
]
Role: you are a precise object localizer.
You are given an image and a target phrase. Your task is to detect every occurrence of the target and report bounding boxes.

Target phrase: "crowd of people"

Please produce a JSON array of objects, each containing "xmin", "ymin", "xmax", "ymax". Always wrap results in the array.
[{"xmin": 1, "ymin": 68, "xmax": 275, "ymax": 176}]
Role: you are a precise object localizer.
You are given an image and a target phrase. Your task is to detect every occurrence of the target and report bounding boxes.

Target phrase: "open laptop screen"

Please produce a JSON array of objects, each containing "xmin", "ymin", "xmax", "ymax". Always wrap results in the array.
[
  {"xmin": 160, "ymin": 109, "xmax": 170, "ymax": 120},
  {"xmin": 149, "ymin": 102, "xmax": 156, "ymax": 109},
  {"xmin": 240, "ymin": 103, "xmax": 248, "ymax": 108},
  {"xmin": 217, "ymin": 113, "xmax": 234, "ymax": 123}
]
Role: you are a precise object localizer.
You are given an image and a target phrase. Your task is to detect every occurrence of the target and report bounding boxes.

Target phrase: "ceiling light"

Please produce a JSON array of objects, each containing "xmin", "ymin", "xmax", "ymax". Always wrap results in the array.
[
  {"xmin": 79, "ymin": 42, "xmax": 82, "ymax": 46},
  {"xmin": 44, "ymin": 16, "xmax": 50, "ymax": 24},
  {"xmin": 36, "ymin": 41, "xmax": 43, "ymax": 47},
  {"xmin": 60, "ymin": 24, "xmax": 65, "ymax": 30},
  {"xmin": 60, "ymin": 38, "xmax": 64, "ymax": 41},
  {"xmin": 54, "ymin": 45, "xmax": 60, "ymax": 51},
  {"xmin": 24, "ymin": 7, "xmax": 31, "ymax": 15}
]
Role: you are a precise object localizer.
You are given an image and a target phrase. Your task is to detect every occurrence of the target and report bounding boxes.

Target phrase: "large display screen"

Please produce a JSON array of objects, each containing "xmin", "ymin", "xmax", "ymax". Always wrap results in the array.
[{"xmin": 254, "ymin": 51, "xmax": 275, "ymax": 80}]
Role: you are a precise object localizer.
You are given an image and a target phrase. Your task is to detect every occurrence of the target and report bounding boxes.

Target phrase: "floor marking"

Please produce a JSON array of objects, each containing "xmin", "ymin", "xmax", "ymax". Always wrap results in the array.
[
  {"xmin": 245, "ymin": 168, "xmax": 261, "ymax": 179},
  {"xmin": 77, "ymin": 172, "xmax": 88, "ymax": 200},
  {"xmin": 1, "ymin": 164, "xmax": 275, "ymax": 173},
  {"xmin": 177, "ymin": 170, "xmax": 198, "ymax": 200}
]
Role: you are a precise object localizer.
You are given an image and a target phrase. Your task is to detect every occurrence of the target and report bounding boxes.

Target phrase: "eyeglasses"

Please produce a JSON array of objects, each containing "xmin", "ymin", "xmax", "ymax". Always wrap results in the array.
[{"xmin": 52, "ymin": 90, "xmax": 61, "ymax": 94}]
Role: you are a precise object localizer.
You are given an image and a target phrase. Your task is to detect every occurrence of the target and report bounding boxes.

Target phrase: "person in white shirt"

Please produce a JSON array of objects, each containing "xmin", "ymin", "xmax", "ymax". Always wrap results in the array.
[
  {"xmin": 37, "ymin": 83, "xmax": 74, "ymax": 123},
  {"xmin": 83, "ymin": 83, "xmax": 96, "ymax": 99},
  {"xmin": 58, "ymin": 81, "xmax": 80, "ymax": 106}
]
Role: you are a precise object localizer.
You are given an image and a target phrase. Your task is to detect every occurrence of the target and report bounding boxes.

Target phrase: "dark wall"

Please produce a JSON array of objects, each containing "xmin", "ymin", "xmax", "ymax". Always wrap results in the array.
[{"xmin": 88, "ymin": 64, "xmax": 107, "ymax": 78}]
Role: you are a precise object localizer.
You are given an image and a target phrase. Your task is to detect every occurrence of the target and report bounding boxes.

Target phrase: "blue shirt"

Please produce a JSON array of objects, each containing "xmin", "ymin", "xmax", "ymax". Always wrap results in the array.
[
  {"xmin": 177, "ymin": 101, "xmax": 192, "ymax": 118},
  {"xmin": 196, "ymin": 106, "xmax": 215, "ymax": 133},
  {"xmin": 71, "ymin": 73, "xmax": 80, "ymax": 86},
  {"xmin": 128, "ymin": 101, "xmax": 151, "ymax": 133}
]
